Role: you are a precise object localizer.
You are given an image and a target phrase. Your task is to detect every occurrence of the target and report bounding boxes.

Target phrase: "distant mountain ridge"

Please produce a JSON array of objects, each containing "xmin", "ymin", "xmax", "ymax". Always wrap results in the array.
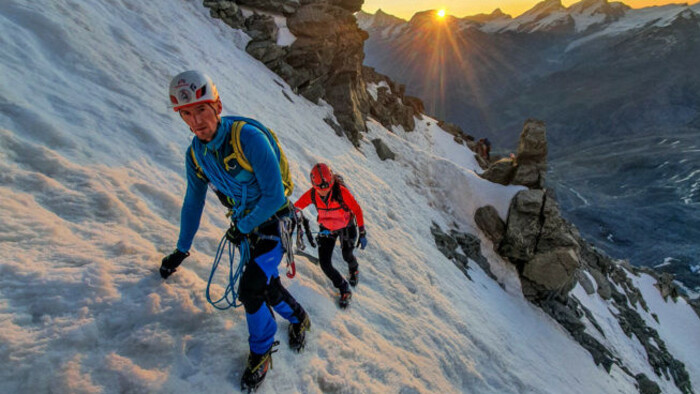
[{"xmin": 358, "ymin": 0, "xmax": 700, "ymax": 288}]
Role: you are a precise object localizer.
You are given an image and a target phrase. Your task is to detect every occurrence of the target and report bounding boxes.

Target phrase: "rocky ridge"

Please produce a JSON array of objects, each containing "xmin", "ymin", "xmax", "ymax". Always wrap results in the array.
[
  {"xmin": 203, "ymin": 0, "xmax": 426, "ymax": 148},
  {"xmin": 472, "ymin": 120, "xmax": 695, "ymax": 394}
]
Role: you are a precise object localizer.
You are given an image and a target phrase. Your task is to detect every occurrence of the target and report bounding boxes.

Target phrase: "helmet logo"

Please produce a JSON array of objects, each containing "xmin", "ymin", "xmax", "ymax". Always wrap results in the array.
[{"xmin": 178, "ymin": 89, "xmax": 191, "ymax": 103}]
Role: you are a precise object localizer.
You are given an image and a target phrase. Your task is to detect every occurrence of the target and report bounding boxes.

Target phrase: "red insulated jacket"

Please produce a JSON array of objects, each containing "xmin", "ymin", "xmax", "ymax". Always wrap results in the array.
[{"xmin": 294, "ymin": 185, "xmax": 364, "ymax": 231}]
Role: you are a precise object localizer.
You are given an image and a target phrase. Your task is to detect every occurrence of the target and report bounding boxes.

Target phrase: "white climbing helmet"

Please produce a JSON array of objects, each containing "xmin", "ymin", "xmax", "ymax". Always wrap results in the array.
[{"xmin": 168, "ymin": 70, "xmax": 219, "ymax": 111}]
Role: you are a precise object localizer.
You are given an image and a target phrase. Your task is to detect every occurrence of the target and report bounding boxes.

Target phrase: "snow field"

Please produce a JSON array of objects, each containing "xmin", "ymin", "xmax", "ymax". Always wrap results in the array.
[{"xmin": 1, "ymin": 0, "xmax": 698, "ymax": 393}]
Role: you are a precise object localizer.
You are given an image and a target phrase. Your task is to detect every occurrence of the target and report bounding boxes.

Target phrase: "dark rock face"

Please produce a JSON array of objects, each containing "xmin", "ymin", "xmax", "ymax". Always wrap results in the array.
[
  {"xmin": 363, "ymin": 66, "xmax": 420, "ymax": 132},
  {"xmin": 499, "ymin": 189, "xmax": 545, "ymax": 262},
  {"xmin": 203, "ymin": 0, "xmax": 372, "ymax": 146},
  {"xmin": 512, "ymin": 119, "xmax": 547, "ymax": 188},
  {"xmin": 481, "ymin": 119, "xmax": 547, "ymax": 188},
  {"xmin": 635, "ymin": 374, "xmax": 661, "ymax": 394},
  {"xmin": 480, "ymin": 158, "xmax": 517, "ymax": 184},
  {"xmin": 285, "ymin": 3, "xmax": 370, "ymax": 144},
  {"xmin": 498, "ymin": 189, "xmax": 581, "ymax": 299},
  {"xmin": 474, "ymin": 205, "xmax": 505, "ymax": 246},
  {"xmin": 205, "ymin": 1, "xmax": 245, "ymax": 28},
  {"xmin": 430, "ymin": 223, "xmax": 496, "ymax": 282},
  {"xmin": 475, "ymin": 121, "xmax": 693, "ymax": 394},
  {"xmin": 371, "ymin": 138, "xmax": 395, "ymax": 161},
  {"xmin": 204, "ymin": 1, "xmax": 428, "ymax": 147}
]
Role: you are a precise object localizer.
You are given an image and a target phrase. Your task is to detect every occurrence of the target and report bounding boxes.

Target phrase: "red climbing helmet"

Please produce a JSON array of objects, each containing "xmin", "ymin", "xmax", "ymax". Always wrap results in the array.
[{"xmin": 310, "ymin": 163, "xmax": 334, "ymax": 191}]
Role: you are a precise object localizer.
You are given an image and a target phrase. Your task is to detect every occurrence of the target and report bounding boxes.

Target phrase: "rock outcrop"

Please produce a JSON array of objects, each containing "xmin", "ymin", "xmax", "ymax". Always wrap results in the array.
[
  {"xmin": 498, "ymin": 189, "xmax": 582, "ymax": 300},
  {"xmin": 475, "ymin": 120, "xmax": 694, "ymax": 394},
  {"xmin": 204, "ymin": 0, "xmax": 425, "ymax": 147},
  {"xmin": 480, "ymin": 119, "xmax": 547, "ymax": 188},
  {"xmin": 204, "ymin": 0, "xmax": 368, "ymax": 145},
  {"xmin": 430, "ymin": 223, "xmax": 496, "ymax": 282},
  {"xmin": 371, "ymin": 138, "xmax": 395, "ymax": 161},
  {"xmin": 437, "ymin": 120, "xmax": 474, "ymax": 145},
  {"xmin": 363, "ymin": 66, "xmax": 421, "ymax": 132}
]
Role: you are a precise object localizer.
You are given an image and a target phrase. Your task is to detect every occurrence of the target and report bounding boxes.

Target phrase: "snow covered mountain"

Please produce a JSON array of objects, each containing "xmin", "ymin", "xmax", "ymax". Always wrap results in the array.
[
  {"xmin": 1, "ymin": 1, "xmax": 699, "ymax": 394},
  {"xmin": 359, "ymin": 2, "xmax": 700, "ymax": 289}
]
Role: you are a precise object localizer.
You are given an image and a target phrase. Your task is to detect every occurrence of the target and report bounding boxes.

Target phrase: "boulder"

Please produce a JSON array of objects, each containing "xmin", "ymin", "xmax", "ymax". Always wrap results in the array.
[
  {"xmin": 205, "ymin": 1, "xmax": 245, "ymax": 28},
  {"xmin": 479, "ymin": 119, "xmax": 547, "ymax": 189},
  {"xmin": 635, "ymin": 374, "xmax": 661, "ymax": 394},
  {"xmin": 537, "ymin": 195, "xmax": 580, "ymax": 252},
  {"xmin": 523, "ymin": 248, "xmax": 580, "ymax": 291},
  {"xmin": 499, "ymin": 189, "xmax": 545, "ymax": 261},
  {"xmin": 481, "ymin": 158, "xmax": 516, "ymax": 185},
  {"xmin": 244, "ymin": 14, "xmax": 278, "ymax": 42},
  {"xmin": 512, "ymin": 119, "xmax": 547, "ymax": 189},
  {"xmin": 286, "ymin": 3, "xmax": 369, "ymax": 145},
  {"xmin": 516, "ymin": 119, "xmax": 547, "ymax": 162},
  {"xmin": 371, "ymin": 138, "xmax": 396, "ymax": 161},
  {"xmin": 474, "ymin": 205, "xmax": 505, "ymax": 246}
]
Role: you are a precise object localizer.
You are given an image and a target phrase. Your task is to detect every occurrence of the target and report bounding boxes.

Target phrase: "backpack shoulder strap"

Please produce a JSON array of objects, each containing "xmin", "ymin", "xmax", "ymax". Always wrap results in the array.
[
  {"xmin": 224, "ymin": 118, "xmax": 294, "ymax": 197},
  {"xmin": 190, "ymin": 145, "xmax": 208, "ymax": 181},
  {"xmin": 334, "ymin": 184, "xmax": 351, "ymax": 212},
  {"xmin": 221, "ymin": 120, "xmax": 253, "ymax": 172}
]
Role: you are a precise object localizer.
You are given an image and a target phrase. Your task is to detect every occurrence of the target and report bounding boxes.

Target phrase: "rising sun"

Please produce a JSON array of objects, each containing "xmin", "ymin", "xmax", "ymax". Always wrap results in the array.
[{"xmin": 437, "ymin": 9, "xmax": 446, "ymax": 18}]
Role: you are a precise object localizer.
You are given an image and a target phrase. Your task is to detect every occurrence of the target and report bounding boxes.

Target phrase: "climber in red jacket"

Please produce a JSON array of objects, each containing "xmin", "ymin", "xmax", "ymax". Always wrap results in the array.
[{"xmin": 294, "ymin": 163, "xmax": 367, "ymax": 308}]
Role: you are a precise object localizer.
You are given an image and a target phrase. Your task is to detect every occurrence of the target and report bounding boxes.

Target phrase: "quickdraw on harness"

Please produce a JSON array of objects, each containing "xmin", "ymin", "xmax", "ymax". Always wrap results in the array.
[{"xmin": 293, "ymin": 209, "xmax": 319, "ymax": 252}]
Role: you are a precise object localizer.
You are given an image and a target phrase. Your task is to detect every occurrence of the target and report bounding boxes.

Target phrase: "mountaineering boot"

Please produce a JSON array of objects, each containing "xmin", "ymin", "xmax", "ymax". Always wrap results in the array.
[
  {"xmin": 288, "ymin": 313, "xmax": 311, "ymax": 352},
  {"xmin": 349, "ymin": 270, "xmax": 359, "ymax": 287},
  {"xmin": 339, "ymin": 289, "xmax": 352, "ymax": 309},
  {"xmin": 240, "ymin": 341, "xmax": 279, "ymax": 393}
]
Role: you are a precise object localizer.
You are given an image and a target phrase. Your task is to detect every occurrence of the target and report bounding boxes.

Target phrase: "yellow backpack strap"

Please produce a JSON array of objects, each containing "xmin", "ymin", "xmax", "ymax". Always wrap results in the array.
[
  {"xmin": 268, "ymin": 128, "xmax": 294, "ymax": 197},
  {"xmin": 227, "ymin": 120, "xmax": 294, "ymax": 197},
  {"xmin": 223, "ymin": 121, "xmax": 253, "ymax": 172},
  {"xmin": 190, "ymin": 146, "xmax": 207, "ymax": 180}
]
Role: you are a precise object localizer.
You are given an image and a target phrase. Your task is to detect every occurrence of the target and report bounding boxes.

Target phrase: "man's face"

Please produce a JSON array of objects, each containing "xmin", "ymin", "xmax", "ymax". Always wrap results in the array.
[{"xmin": 179, "ymin": 102, "xmax": 221, "ymax": 142}]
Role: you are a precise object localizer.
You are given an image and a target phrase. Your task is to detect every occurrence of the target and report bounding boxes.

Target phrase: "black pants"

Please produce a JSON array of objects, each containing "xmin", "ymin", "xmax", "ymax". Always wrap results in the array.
[{"xmin": 317, "ymin": 224, "xmax": 358, "ymax": 292}]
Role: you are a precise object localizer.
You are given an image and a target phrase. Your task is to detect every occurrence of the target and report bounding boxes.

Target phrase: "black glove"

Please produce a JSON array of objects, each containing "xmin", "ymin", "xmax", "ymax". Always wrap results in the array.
[
  {"xmin": 160, "ymin": 249, "xmax": 189, "ymax": 279},
  {"xmin": 356, "ymin": 226, "xmax": 367, "ymax": 250},
  {"xmin": 225, "ymin": 224, "xmax": 245, "ymax": 244}
]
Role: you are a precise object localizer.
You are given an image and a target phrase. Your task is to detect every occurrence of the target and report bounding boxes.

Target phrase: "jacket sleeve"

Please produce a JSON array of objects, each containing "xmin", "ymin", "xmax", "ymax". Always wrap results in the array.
[
  {"xmin": 294, "ymin": 189, "xmax": 314, "ymax": 211},
  {"xmin": 176, "ymin": 148, "xmax": 209, "ymax": 252},
  {"xmin": 236, "ymin": 124, "xmax": 287, "ymax": 234},
  {"xmin": 340, "ymin": 186, "xmax": 364, "ymax": 228}
]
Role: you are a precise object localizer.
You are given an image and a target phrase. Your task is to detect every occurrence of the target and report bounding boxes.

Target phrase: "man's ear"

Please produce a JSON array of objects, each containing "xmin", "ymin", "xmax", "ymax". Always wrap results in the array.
[{"xmin": 213, "ymin": 99, "xmax": 223, "ymax": 115}]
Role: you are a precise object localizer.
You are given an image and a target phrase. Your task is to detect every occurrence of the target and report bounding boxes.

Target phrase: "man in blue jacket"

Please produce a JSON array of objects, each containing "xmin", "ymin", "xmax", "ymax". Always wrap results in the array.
[{"xmin": 160, "ymin": 70, "xmax": 309, "ymax": 391}]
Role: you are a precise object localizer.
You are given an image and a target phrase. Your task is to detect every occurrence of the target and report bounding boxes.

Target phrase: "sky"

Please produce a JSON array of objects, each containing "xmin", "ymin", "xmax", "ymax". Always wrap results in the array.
[
  {"xmin": 362, "ymin": 0, "xmax": 694, "ymax": 20},
  {"xmin": 1, "ymin": 0, "xmax": 699, "ymax": 393}
]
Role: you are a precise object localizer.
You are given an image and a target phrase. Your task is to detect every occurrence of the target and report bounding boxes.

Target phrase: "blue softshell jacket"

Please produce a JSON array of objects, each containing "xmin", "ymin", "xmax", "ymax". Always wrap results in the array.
[
  {"xmin": 176, "ymin": 116, "xmax": 287, "ymax": 252},
  {"xmin": 174, "ymin": 116, "xmax": 297, "ymax": 355}
]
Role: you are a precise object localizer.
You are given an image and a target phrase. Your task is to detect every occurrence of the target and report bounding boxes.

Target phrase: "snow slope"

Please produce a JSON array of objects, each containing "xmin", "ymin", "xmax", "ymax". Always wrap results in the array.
[{"xmin": 1, "ymin": 0, "xmax": 698, "ymax": 393}]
